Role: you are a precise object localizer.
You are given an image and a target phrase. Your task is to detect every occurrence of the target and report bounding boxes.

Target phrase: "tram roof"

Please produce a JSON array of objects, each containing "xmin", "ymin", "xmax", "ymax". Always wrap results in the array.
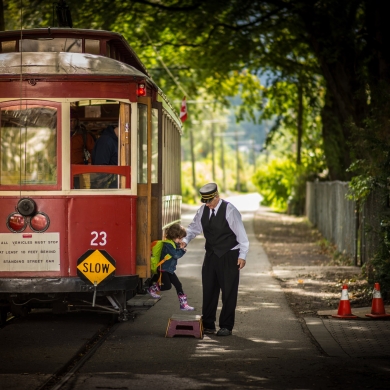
[
  {"xmin": 0, "ymin": 51, "xmax": 155, "ymax": 84},
  {"xmin": 0, "ymin": 28, "xmax": 149, "ymax": 76}
]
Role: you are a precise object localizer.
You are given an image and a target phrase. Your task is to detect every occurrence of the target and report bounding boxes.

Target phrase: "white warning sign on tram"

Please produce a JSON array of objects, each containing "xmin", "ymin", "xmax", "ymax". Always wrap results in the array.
[
  {"xmin": 0, "ymin": 233, "xmax": 60, "ymax": 272},
  {"xmin": 77, "ymin": 249, "xmax": 116, "ymax": 285}
]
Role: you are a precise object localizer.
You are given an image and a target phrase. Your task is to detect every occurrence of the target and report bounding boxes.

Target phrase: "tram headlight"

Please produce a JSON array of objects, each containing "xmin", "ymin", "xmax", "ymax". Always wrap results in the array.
[
  {"xmin": 17, "ymin": 198, "xmax": 37, "ymax": 217},
  {"xmin": 7, "ymin": 213, "xmax": 27, "ymax": 233},
  {"xmin": 30, "ymin": 212, "xmax": 50, "ymax": 233},
  {"xmin": 137, "ymin": 83, "xmax": 146, "ymax": 96}
]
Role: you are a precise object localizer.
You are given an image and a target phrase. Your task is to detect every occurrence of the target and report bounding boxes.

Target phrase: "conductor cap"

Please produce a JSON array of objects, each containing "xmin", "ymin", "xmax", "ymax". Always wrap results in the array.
[{"xmin": 199, "ymin": 183, "xmax": 219, "ymax": 203}]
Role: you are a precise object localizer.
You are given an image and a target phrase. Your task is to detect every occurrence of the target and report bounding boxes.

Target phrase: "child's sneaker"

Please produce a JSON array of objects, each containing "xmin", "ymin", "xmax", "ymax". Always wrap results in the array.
[
  {"xmin": 147, "ymin": 284, "xmax": 160, "ymax": 299},
  {"xmin": 178, "ymin": 294, "xmax": 195, "ymax": 311}
]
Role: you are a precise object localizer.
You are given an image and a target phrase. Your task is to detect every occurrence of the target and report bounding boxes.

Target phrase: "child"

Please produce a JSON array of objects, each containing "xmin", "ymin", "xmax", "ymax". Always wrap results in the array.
[{"xmin": 147, "ymin": 223, "xmax": 194, "ymax": 311}]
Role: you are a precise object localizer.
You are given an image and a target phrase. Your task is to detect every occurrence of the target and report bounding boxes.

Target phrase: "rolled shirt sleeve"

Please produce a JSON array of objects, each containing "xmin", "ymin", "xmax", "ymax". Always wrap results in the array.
[
  {"xmin": 226, "ymin": 203, "xmax": 249, "ymax": 260},
  {"xmin": 182, "ymin": 206, "xmax": 205, "ymax": 245}
]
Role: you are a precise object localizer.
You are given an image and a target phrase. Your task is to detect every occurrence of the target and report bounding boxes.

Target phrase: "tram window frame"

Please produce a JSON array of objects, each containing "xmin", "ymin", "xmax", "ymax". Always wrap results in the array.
[
  {"xmin": 151, "ymin": 108, "xmax": 158, "ymax": 184},
  {"xmin": 0, "ymin": 100, "xmax": 61, "ymax": 190},
  {"xmin": 137, "ymin": 104, "xmax": 148, "ymax": 184}
]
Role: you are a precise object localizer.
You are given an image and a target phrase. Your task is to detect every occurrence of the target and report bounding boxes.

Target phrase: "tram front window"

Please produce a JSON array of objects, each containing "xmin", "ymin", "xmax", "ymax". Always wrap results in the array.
[
  {"xmin": 20, "ymin": 38, "xmax": 82, "ymax": 53},
  {"xmin": 0, "ymin": 105, "xmax": 57, "ymax": 186}
]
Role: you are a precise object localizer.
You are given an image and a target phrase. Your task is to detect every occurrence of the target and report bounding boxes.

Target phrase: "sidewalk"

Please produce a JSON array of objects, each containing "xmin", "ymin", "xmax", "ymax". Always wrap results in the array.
[
  {"xmin": 251, "ymin": 204, "xmax": 390, "ymax": 359},
  {"xmin": 182, "ymin": 198, "xmax": 390, "ymax": 357},
  {"xmin": 65, "ymin": 197, "xmax": 389, "ymax": 389}
]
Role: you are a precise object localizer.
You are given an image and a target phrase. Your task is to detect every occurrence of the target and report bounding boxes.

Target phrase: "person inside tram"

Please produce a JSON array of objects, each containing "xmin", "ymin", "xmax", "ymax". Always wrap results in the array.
[
  {"xmin": 70, "ymin": 111, "xmax": 95, "ymax": 165},
  {"xmin": 70, "ymin": 110, "xmax": 95, "ymax": 188},
  {"xmin": 91, "ymin": 124, "xmax": 119, "ymax": 188}
]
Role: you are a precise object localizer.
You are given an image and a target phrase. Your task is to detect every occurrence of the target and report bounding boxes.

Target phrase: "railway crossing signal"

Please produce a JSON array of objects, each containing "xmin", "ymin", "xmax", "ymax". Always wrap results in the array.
[{"xmin": 77, "ymin": 249, "xmax": 116, "ymax": 286}]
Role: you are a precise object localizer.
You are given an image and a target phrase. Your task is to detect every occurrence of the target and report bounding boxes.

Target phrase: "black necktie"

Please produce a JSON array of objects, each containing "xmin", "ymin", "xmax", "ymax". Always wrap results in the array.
[{"xmin": 209, "ymin": 209, "xmax": 215, "ymax": 224}]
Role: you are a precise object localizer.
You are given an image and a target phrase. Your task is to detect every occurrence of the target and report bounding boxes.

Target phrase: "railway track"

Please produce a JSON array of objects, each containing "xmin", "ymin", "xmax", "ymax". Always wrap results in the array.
[
  {"xmin": 0, "ymin": 308, "xmax": 140, "ymax": 390},
  {"xmin": 36, "ymin": 320, "xmax": 119, "ymax": 390}
]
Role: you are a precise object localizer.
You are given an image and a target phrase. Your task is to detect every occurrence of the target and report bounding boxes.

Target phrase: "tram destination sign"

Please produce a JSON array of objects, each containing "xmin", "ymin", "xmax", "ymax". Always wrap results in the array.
[
  {"xmin": 0, "ymin": 233, "xmax": 60, "ymax": 272},
  {"xmin": 77, "ymin": 249, "xmax": 116, "ymax": 286}
]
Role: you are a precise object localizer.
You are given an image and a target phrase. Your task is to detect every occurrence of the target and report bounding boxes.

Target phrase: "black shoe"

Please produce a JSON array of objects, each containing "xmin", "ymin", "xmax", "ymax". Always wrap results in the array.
[
  {"xmin": 216, "ymin": 328, "xmax": 232, "ymax": 336},
  {"xmin": 203, "ymin": 328, "xmax": 216, "ymax": 334}
]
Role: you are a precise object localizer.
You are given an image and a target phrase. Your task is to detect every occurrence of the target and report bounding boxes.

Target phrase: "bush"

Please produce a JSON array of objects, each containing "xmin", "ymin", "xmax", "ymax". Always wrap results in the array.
[{"xmin": 252, "ymin": 158, "xmax": 295, "ymax": 211}]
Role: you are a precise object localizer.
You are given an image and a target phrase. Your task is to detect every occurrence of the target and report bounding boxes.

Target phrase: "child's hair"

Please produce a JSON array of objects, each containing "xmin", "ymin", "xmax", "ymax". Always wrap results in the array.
[{"xmin": 165, "ymin": 223, "xmax": 187, "ymax": 240}]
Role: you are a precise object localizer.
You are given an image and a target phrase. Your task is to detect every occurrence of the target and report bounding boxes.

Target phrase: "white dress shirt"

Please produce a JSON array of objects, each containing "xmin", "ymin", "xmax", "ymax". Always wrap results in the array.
[{"xmin": 183, "ymin": 199, "xmax": 249, "ymax": 260}]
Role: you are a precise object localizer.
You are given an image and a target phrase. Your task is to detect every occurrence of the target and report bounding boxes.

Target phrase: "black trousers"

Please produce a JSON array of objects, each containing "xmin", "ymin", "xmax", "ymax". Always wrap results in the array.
[
  {"xmin": 151, "ymin": 271, "xmax": 183, "ymax": 295},
  {"xmin": 201, "ymin": 249, "xmax": 240, "ymax": 331}
]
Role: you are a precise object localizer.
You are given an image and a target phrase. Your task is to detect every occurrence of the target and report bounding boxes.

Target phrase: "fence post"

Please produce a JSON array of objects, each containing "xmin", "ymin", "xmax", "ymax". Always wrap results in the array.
[{"xmin": 354, "ymin": 201, "xmax": 359, "ymax": 266}]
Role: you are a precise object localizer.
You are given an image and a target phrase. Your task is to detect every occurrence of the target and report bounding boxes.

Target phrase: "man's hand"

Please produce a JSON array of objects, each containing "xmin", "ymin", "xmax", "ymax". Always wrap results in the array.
[{"xmin": 237, "ymin": 258, "xmax": 246, "ymax": 270}]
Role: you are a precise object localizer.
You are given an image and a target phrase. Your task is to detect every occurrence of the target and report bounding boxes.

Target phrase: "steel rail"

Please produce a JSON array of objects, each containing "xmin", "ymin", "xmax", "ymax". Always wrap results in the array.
[{"xmin": 35, "ymin": 320, "xmax": 121, "ymax": 390}]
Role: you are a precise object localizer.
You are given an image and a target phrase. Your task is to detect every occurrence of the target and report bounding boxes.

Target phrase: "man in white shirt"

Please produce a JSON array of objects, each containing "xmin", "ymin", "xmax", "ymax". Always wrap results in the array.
[{"xmin": 182, "ymin": 183, "xmax": 249, "ymax": 336}]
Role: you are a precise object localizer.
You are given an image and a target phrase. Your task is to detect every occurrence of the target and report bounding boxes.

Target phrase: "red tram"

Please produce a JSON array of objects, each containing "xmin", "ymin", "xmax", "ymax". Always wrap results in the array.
[{"xmin": 0, "ymin": 28, "xmax": 182, "ymax": 322}]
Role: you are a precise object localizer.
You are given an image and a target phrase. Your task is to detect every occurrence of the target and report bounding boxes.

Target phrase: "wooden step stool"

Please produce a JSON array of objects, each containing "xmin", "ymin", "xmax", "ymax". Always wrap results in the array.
[{"xmin": 165, "ymin": 314, "xmax": 203, "ymax": 338}]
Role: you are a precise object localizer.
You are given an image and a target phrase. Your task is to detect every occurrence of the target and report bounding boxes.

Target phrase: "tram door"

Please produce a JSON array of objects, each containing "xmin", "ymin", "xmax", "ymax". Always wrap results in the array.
[{"xmin": 136, "ymin": 97, "xmax": 162, "ymax": 281}]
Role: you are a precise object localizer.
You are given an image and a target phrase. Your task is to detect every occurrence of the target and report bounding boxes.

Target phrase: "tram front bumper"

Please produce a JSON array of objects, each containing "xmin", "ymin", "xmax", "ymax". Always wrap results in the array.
[{"xmin": 0, "ymin": 275, "xmax": 139, "ymax": 294}]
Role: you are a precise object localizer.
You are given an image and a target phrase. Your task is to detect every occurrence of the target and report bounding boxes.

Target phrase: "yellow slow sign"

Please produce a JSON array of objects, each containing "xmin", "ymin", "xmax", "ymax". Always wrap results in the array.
[{"xmin": 77, "ymin": 250, "xmax": 116, "ymax": 285}]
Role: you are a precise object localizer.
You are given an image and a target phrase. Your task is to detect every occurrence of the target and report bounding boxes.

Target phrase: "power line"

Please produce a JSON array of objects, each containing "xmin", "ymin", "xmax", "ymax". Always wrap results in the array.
[{"xmin": 143, "ymin": 30, "xmax": 189, "ymax": 99}]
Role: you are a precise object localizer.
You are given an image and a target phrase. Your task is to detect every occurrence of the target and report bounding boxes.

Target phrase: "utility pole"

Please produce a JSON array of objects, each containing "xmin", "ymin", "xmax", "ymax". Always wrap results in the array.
[
  {"xmin": 215, "ymin": 130, "xmax": 244, "ymax": 193},
  {"xmin": 203, "ymin": 119, "xmax": 229, "ymax": 185},
  {"xmin": 211, "ymin": 122, "xmax": 216, "ymax": 181},
  {"xmin": 189, "ymin": 127, "xmax": 196, "ymax": 201},
  {"xmin": 251, "ymin": 137, "xmax": 257, "ymax": 171},
  {"xmin": 235, "ymin": 132, "xmax": 240, "ymax": 192},
  {"xmin": 220, "ymin": 134, "xmax": 226, "ymax": 192}
]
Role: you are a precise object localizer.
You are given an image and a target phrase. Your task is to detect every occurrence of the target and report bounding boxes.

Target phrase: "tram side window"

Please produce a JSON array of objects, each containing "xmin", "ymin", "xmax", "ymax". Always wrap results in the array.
[
  {"xmin": 71, "ymin": 101, "xmax": 127, "ymax": 190},
  {"xmin": 0, "ymin": 105, "xmax": 57, "ymax": 186}
]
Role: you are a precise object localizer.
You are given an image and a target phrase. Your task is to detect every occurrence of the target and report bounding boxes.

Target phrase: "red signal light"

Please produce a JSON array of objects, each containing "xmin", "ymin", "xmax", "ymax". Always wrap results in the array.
[
  {"xmin": 7, "ymin": 213, "xmax": 27, "ymax": 232},
  {"xmin": 30, "ymin": 212, "xmax": 50, "ymax": 232},
  {"xmin": 137, "ymin": 83, "xmax": 146, "ymax": 96}
]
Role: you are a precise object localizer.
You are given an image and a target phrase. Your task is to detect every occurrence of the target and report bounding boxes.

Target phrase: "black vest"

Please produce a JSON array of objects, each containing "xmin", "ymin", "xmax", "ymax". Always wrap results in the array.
[{"xmin": 201, "ymin": 200, "xmax": 238, "ymax": 258}]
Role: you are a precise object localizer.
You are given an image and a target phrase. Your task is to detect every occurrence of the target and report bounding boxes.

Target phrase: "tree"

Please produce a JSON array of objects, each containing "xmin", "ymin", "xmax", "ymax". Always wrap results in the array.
[
  {"xmin": 0, "ymin": 0, "xmax": 4, "ymax": 31},
  {"xmin": 3, "ymin": 1, "xmax": 390, "ymax": 185}
]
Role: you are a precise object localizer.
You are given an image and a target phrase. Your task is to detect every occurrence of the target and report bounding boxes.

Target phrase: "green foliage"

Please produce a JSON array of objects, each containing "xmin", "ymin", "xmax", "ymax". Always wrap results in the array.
[
  {"xmin": 252, "ymin": 74, "xmax": 327, "ymax": 214},
  {"xmin": 181, "ymin": 138, "xmax": 257, "ymax": 205},
  {"xmin": 347, "ymin": 86, "xmax": 390, "ymax": 292},
  {"xmin": 363, "ymin": 242, "xmax": 390, "ymax": 299},
  {"xmin": 252, "ymin": 148, "xmax": 326, "ymax": 214},
  {"xmin": 5, "ymin": 0, "xmax": 390, "ymax": 285},
  {"xmin": 348, "ymin": 87, "xmax": 390, "ymax": 201},
  {"xmin": 252, "ymin": 158, "xmax": 295, "ymax": 211}
]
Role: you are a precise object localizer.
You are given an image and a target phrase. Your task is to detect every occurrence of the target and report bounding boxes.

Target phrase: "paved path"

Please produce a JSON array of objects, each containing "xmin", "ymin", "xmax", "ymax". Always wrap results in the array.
[{"xmin": 66, "ymin": 195, "xmax": 389, "ymax": 389}]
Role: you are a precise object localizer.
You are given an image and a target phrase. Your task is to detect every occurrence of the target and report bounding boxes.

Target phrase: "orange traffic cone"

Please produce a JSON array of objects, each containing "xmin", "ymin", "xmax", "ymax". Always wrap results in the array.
[
  {"xmin": 365, "ymin": 283, "xmax": 390, "ymax": 318},
  {"xmin": 332, "ymin": 284, "xmax": 357, "ymax": 319}
]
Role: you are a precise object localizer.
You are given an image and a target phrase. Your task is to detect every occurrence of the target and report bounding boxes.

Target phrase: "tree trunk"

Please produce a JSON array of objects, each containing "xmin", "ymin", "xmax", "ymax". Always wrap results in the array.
[
  {"xmin": 296, "ymin": 82, "xmax": 303, "ymax": 166},
  {"xmin": 0, "ymin": 0, "xmax": 5, "ymax": 32},
  {"xmin": 321, "ymin": 90, "xmax": 351, "ymax": 181},
  {"xmin": 299, "ymin": 8, "xmax": 367, "ymax": 178}
]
